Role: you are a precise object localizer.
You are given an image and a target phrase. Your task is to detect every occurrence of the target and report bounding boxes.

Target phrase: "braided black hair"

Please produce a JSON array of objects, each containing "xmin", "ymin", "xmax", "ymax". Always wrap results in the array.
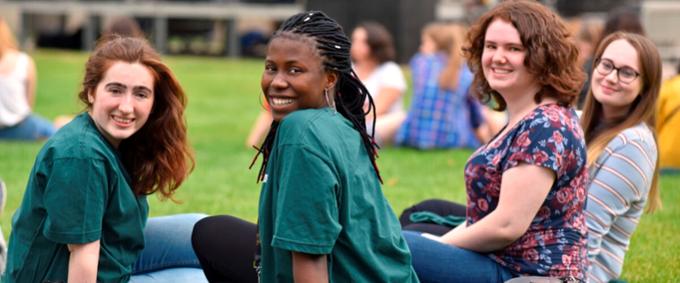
[{"xmin": 249, "ymin": 10, "xmax": 382, "ymax": 183}]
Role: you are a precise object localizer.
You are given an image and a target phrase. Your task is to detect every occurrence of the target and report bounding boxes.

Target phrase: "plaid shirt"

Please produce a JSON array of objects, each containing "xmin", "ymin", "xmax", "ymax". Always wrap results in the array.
[{"xmin": 396, "ymin": 53, "xmax": 481, "ymax": 149}]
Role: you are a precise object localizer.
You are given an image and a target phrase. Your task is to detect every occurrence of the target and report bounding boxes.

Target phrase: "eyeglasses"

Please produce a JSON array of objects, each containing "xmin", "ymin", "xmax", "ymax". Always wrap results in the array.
[{"xmin": 594, "ymin": 58, "xmax": 640, "ymax": 84}]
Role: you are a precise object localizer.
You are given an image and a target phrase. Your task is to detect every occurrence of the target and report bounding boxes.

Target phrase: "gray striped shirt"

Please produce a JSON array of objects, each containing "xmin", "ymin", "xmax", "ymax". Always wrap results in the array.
[{"xmin": 585, "ymin": 123, "xmax": 657, "ymax": 283}]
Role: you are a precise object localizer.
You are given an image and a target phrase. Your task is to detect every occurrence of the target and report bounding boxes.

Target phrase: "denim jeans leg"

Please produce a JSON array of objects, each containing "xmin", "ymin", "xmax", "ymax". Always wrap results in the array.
[
  {"xmin": 0, "ymin": 114, "xmax": 55, "ymax": 140},
  {"xmin": 129, "ymin": 267, "xmax": 208, "ymax": 283},
  {"xmin": 403, "ymin": 231, "xmax": 514, "ymax": 283},
  {"xmin": 130, "ymin": 213, "xmax": 208, "ymax": 282}
]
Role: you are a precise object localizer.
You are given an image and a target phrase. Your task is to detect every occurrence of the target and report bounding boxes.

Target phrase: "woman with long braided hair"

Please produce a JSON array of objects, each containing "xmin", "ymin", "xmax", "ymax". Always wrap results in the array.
[{"xmin": 191, "ymin": 11, "xmax": 418, "ymax": 282}]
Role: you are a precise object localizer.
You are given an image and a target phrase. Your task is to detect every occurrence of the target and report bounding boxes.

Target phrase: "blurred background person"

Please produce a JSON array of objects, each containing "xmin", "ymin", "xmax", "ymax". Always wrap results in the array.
[
  {"xmin": 395, "ymin": 22, "xmax": 487, "ymax": 149},
  {"xmin": 0, "ymin": 17, "xmax": 56, "ymax": 140},
  {"xmin": 567, "ymin": 17, "xmax": 602, "ymax": 110},
  {"xmin": 351, "ymin": 21, "xmax": 407, "ymax": 145},
  {"xmin": 656, "ymin": 61, "xmax": 680, "ymax": 174},
  {"xmin": 102, "ymin": 16, "xmax": 145, "ymax": 38}
]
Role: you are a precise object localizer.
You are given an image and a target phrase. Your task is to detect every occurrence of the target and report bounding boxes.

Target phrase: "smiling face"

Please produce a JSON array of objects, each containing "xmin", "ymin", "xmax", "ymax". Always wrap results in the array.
[
  {"xmin": 261, "ymin": 36, "xmax": 335, "ymax": 121},
  {"xmin": 88, "ymin": 61, "xmax": 155, "ymax": 148},
  {"xmin": 591, "ymin": 39, "xmax": 643, "ymax": 119},
  {"xmin": 481, "ymin": 19, "xmax": 539, "ymax": 98}
]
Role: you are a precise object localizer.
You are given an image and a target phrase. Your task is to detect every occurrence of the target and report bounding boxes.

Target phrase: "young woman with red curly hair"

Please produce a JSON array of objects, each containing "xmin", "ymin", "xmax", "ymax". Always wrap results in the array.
[
  {"xmin": 401, "ymin": 1, "xmax": 589, "ymax": 282},
  {"xmin": 3, "ymin": 36, "xmax": 207, "ymax": 283}
]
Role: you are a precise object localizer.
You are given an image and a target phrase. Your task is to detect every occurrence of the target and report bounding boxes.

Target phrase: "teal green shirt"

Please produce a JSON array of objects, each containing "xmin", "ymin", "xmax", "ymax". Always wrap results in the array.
[
  {"xmin": 3, "ymin": 113, "xmax": 149, "ymax": 283},
  {"xmin": 258, "ymin": 108, "xmax": 418, "ymax": 283}
]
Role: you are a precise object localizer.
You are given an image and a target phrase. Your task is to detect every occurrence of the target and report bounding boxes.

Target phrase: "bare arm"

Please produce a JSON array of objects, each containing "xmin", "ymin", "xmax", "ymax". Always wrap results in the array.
[
  {"xmin": 440, "ymin": 164, "xmax": 554, "ymax": 252},
  {"xmin": 67, "ymin": 240, "xmax": 100, "ymax": 283},
  {"xmin": 245, "ymin": 110, "xmax": 273, "ymax": 148},
  {"xmin": 369, "ymin": 87, "xmax": 402, "ymax": 119},
  {"xmin": 25, "ymin": 56, "xmax": 37, "ymax": 109},
  {"xmin": 292, "ymin": 252, "xmax": 328, "ymax": 283}
]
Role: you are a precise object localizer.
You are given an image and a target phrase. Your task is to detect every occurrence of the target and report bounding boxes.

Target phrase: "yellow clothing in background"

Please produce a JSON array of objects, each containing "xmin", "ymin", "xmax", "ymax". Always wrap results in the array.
[{"xmin": 657, "ymin": 75, "xmax": 680, "ymax": 169}]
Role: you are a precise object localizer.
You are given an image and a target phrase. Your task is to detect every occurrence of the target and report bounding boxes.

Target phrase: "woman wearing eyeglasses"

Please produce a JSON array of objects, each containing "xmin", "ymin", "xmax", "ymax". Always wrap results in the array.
[{"xmin": 580, "ymin": 31, "xmax": 662, "ymax": 283}]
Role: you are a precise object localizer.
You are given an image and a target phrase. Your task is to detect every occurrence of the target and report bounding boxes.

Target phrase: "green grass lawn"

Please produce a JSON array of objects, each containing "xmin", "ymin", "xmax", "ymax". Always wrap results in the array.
[{"xmin": 1, "ymin": 50, "xmax": 678, "ymax": 281}]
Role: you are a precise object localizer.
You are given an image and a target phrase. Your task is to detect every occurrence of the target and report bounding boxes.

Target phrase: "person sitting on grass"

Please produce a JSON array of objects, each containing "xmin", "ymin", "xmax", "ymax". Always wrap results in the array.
[
  {"xmin": 400, "ymin": 1, "xmax": 589, "ymax": 282},
  {"xmin": 350, "ymin": 21, "xmax": 408, "ymax": 145},
  {"xmin": 656, "ymin": 61, "xmax": 680, "ymax": 174},
  {"xmin": 3, "ymin": 36, "xmax": 206, "ymax": 283},
  {"xmin": 581, "ymin": 32, "xmax": 663, "ymax": 283},
  {"xmin": 191, "ymin": 11, "xmax": 419, "ymax": 283},
  {"xmin": 0, "ymin": 17, "xmax": 58, "ymax": 140},
  {"xmin": 395, "ymin": 22, "xmax": 488, "ymax": 149}
]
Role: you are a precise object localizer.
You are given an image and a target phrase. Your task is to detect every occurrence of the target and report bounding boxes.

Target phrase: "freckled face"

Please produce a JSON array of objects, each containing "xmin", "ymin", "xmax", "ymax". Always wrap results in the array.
[{"xmin": 261, "ymin": 37, "xmax": 331, "ymax": 121}]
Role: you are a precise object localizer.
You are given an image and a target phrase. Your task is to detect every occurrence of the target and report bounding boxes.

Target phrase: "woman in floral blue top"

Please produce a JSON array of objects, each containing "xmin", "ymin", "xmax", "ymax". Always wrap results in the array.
[{"xmin": 401, "ymin": 1, "xmax": 589, "ymax": 282}]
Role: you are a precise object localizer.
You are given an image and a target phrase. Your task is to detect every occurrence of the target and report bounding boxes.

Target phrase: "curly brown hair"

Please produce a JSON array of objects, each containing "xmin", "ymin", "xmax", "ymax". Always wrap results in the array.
[
  {"xmin": 78, "ymin": 35, "xmax": 194, "ymax": 199},
  {"xmin": 463, "ymin": 0, "xmax": 585, "ymax": 111}
]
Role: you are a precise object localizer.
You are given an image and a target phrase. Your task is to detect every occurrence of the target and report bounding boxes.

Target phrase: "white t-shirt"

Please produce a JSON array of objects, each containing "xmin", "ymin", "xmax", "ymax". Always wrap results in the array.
[
  {"xmin": 0, "ymin": 52, "xmax": 31, "ymax": 127},
  {"xmin": 360, "ymin": 61, "xmax": 406, "ymax": 114}
]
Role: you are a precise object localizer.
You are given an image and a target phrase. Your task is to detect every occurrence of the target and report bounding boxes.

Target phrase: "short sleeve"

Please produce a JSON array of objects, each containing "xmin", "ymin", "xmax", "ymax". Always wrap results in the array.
[
  {"xmin": 504, "ymin": 114, "xmax": 568, "ymax": 174},
  {"xmin": 42, "ymin": 158, "xmax": 108, "ymax": 244},
  {"xmin": 271, "ymin": 144, "xmax": 341, "ymax": 255},
  {"xmin": 377, "ymin": 62, "xmax": 407, "ymax": 92}
]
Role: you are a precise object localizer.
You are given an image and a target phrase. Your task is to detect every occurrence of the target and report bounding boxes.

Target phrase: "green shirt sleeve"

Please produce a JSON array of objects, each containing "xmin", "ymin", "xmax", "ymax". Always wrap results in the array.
[
  {"xmin": 271, "ymin": 143, "xmax": 342, "ymax": 255},
  {"xmin": 42, "ymin": 157, "xmax": 108, "ymax": 244}
]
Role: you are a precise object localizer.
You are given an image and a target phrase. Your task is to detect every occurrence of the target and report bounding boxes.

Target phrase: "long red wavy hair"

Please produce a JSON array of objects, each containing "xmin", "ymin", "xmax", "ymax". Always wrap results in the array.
[{"xmin": 78, "ymin": 35, "xmax": 194, "ymax": 199}]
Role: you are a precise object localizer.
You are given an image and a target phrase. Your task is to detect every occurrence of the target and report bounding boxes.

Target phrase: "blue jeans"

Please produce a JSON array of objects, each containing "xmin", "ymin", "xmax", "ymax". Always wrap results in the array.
[
  {"xmin": 0, "ymin": 114, "xmax": 55, "ymax": 140},
  {"xmin": 402, "ymin": 231, "xmax": 514, "ymax": 283},
  {"xmin": 129, "ymin": 213, "xmax": 208, "ymax": 283}
]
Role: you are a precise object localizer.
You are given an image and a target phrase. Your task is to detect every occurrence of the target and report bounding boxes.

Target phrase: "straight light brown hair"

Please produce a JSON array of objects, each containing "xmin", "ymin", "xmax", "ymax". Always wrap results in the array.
[{"xmin": 580, "ymin": 32, "xmax": 662, "ymax": 213}]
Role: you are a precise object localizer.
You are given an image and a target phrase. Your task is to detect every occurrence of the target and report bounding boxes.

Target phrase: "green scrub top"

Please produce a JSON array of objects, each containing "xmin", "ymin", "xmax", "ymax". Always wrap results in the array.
[
  {"xmin": 258, "ymin": 108, "xmax": 419, "ymax": 283},
  {"xmin": 3, "ymin": 113, "xmax": 149, "ymax": 283}
]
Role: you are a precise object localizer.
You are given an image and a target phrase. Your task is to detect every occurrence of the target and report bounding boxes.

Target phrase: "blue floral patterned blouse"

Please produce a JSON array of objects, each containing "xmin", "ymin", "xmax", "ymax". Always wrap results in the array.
[{"xmin": 464, "ymin": 103, "xmax": 588, "ymax": 280}]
